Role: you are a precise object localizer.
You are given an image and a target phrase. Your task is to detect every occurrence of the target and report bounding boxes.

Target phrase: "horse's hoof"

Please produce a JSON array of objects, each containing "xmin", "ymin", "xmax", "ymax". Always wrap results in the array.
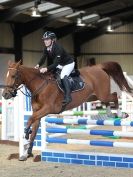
[
  {"xmin": 117, "ymin": 112, "xmax": 129, "ymax": 119},
  {"xmin": 33, "ymin": 155, "xmax": 41, "ymax": 162},
  {"xmin": 122, "ymin": 112, "xmax": 129, "ymax": 119},
  {"xmin": 19, "ymin": 155, "xmax": 27, "ymax": 161},
  {"xmin": 27, "ymin": 153, "xmax": 34, "ymax": 158}
]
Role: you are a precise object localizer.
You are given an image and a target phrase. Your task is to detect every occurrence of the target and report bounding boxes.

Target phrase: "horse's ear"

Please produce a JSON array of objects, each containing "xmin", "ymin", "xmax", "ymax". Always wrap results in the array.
[
  {"xmin": 18, "ymin": 60, "xmax": 22, "ymax": 64},
  {"xmin": 16, "ymin": 60, "xmax": 22, "ymax": 66},
  {"xmin": 8, "ymin": 60, "xmax": 12, "ymax": 66}
]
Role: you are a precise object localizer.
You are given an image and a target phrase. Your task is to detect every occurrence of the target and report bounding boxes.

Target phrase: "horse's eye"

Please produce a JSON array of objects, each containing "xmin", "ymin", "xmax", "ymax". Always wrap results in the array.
[{"xmin": 12, "ymin": 75, "xmax": 15, "ymax": 78}]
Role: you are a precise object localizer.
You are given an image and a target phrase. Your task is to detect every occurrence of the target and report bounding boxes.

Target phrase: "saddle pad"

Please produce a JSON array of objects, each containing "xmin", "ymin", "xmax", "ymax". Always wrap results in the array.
[{"xmin": 57, "ymin": 76, "xmax": 85, "ymax": 93}]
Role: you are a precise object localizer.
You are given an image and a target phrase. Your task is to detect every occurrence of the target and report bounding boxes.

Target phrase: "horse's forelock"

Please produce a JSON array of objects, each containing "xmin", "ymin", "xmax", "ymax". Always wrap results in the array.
[
  {"xmin": 8, "ymin": 61, "xmax": 22, "ymax": 70},
  {"xmin": 8, "ymin": 63, "xmax": 17, "ymax": 70}
]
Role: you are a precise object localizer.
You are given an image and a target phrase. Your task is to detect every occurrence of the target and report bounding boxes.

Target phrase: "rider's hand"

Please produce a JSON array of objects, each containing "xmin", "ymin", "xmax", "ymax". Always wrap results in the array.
[
  {"xmin": 34, "ymin": 64, "xmax": 39, "ymax": 69},
  {"xmin": 40, "ymin": 67, "xmax": 48, "ymax": 73}
]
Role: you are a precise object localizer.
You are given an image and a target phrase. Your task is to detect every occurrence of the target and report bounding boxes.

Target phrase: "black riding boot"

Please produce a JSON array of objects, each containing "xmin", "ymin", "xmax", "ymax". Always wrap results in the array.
[{"xmin": 62, "ymin": 76, "xmax": 72, "ymax": 105}]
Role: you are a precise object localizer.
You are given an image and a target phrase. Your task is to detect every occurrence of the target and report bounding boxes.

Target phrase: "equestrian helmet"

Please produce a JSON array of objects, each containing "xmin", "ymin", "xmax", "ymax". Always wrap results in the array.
[{"xmin": 42, "ymin": 31, "xmax": 56, "ymax": 40}]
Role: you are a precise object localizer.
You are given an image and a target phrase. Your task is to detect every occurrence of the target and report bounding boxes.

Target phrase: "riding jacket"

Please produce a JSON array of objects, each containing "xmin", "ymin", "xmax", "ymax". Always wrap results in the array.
[{"xmin": 38, "ymin": 42, "xmax": 74, "ymax": 71}]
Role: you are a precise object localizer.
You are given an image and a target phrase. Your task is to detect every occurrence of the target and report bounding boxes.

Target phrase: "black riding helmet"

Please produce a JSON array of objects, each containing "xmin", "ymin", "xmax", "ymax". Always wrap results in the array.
[{"xmin": 42, "ymin": 31, "xmax": 56, "ymax": 40}]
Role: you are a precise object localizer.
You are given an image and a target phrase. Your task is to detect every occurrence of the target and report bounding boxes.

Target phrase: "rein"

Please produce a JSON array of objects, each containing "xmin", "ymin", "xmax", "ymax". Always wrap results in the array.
[
  {"xmin": 20, "ymin": 78, "xmax": 48, "ymax": 98},
  {"xmin": 7, "ymin": 67, "xmax": 51, "ymax": 98},
  {"xmin": 0, "ymin": 84, "xmax": 13, "ymax": 88}
]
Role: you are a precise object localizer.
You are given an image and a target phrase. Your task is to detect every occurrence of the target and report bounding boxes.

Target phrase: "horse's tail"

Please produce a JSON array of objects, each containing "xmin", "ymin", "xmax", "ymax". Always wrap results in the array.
[{"xmin": 101, "ymin": 61, "xmax": 132, "ymax": 93}]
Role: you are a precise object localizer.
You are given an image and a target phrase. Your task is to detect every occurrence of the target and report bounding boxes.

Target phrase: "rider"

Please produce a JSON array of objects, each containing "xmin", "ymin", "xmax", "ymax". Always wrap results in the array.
[{"xmin": 35, "ymin": 31, "xmax": 75, "ymax": 105}]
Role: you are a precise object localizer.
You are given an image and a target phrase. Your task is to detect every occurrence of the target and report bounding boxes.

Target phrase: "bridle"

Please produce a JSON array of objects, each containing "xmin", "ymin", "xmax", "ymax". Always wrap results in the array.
[
  {"xmin": 5, "ymin": 67, "xmax": 52, "ymax": 98},
  {"xmin": 6, "ymin": 67, "xmax": 22, "ymax": 97}
]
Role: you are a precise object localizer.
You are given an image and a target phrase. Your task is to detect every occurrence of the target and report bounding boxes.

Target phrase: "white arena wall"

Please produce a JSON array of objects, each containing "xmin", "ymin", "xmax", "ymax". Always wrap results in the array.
[
  {"xmin": 78, "ymin": 23, "xmax": 133, "ymax": 75},
  {"xmin": 0, "ymin": 22, "xmax": 133, "ymax": 86}
]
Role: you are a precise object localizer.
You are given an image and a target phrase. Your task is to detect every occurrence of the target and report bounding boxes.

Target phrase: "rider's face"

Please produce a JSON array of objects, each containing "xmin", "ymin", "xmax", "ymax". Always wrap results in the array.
[{"xmin": 43, "ymin": 38, "xmax": 52, "ymax": 47}]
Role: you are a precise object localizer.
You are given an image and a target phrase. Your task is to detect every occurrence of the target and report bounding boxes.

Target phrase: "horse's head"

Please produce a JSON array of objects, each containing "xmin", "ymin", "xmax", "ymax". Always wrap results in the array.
[{"xmin": 2, "ymin": 60, "xmax": 22, "ymax": 99}]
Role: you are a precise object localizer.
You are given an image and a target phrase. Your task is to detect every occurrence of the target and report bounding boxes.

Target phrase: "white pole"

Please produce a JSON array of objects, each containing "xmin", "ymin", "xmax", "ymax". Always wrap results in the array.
[
  {"xmin": 121, "ymin": 91, "xmax": 127, "ymax": 114},
  {"xmin": 13, "ymin": 96, "xmax": 19, "ymax": 141},
  {"xmin": 1, "ymin": 95, "xmax": 7, "ymax": 140},
  {"xmin": 18, "ymin": 89, "xmax": 25, "ymax": 157},
  {"xmin": 41, "ymin": 117, "xmax": 47, "ymax": 152}
]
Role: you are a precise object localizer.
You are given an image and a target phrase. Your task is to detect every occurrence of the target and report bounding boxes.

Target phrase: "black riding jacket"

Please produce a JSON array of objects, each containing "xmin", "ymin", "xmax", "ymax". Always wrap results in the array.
[{"xmin": 38, "ymin": 42, "xmax": 74, "ymax": 71}]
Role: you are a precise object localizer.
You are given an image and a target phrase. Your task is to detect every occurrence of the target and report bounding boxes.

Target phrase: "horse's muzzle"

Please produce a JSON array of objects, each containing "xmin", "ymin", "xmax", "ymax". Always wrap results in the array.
[
  {"xmin": 2, "ymin": 89, "xmax": 17, "ymax": 99},
  {"xmin": 2, "ymin": 92, "xmax": 11, "ymax": 99}
]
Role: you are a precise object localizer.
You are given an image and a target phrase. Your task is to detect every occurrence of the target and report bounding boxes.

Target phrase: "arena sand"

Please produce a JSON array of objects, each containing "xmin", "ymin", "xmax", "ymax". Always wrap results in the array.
[{"xmin": 1, "ymin": 123, "xmax": 133, "ymax": 176}]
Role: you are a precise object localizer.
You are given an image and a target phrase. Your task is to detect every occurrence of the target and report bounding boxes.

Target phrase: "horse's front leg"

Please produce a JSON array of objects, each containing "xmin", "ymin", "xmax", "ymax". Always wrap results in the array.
[
  {"xmin": 19, "ymin": 105, "xmax": 51, "ymax": 161},
  {"xmin": 19, "ymin": 118, "xmax": 40, "ymax": 161},
  {"xmin": 19, "ymin": 117, "xmax": 41, "ymax": 161},
  {"xmin": 24, "ymin": 116, "xmax": 34, "ymax": 140},
  {"xmin": 27, "ymin": 119, "xmax": 41, "ymax": 156}
]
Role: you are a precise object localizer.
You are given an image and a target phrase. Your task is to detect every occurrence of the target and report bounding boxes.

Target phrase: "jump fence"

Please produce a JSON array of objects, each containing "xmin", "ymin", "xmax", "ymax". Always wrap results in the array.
[
  {"xmin": 1, "ymin": 72, "xmax": 133, "ymax": 168},
  {"xmin": 41, "ymin": 117, "xmax": 133, "ymax": 168}
]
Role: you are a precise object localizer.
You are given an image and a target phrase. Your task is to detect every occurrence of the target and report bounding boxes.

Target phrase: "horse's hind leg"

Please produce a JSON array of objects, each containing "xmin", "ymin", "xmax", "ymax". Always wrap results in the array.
[
  {"xmin": 103, "ymin": 92, "xmax": 118, "ymax": 118},
  {"xmin": 107, "ymin": 92, "xmax": 128, "ymax": 118},
  {"xmin": 104, "ymin": 92, "xmax": 128, "ymax": 118},
  {"xmin": 103, "ymin": 102, "xmax": 115, "ymax": 118},
  {"xmin": 104, "ymin": 92, "xmax": 119, "ymax": 118}
]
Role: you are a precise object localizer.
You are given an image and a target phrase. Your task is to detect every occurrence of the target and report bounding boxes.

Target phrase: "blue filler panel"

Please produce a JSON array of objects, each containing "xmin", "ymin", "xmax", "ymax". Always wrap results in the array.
[{"xmin": 41, "ymin": 151, "xmax": 133, "ymax": 169}]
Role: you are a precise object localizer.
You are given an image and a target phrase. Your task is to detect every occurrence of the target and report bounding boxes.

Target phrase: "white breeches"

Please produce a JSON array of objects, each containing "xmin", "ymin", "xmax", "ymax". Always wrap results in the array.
[{"xmin": 57, "ymin": 62, "xmax": 75, "ymax": 79}]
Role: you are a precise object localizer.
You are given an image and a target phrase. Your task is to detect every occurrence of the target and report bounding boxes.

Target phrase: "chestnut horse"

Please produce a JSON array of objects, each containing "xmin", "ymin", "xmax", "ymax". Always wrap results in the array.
[{"xmin": 2, "ymin": 61, "xmax": 132, "ymax": 161}]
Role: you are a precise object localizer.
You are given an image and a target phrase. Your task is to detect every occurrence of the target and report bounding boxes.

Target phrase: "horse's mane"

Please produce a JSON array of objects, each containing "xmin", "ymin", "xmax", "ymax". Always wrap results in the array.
[{"xmin": 20, "ymin": 65, "xmax": 55, "ymax": 80}]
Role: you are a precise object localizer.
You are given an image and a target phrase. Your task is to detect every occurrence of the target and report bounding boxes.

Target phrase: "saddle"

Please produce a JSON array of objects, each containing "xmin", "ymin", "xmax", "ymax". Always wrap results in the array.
[{"xmin": 55, "ymin": 69, "xmax": 85, "ymax": 92}]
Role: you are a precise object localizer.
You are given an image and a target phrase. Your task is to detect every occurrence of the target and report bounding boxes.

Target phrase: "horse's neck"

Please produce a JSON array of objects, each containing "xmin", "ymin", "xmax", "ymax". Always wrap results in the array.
[{"xmin": 20, "ymin": 66, "xmax": 40, "ymax": 92}]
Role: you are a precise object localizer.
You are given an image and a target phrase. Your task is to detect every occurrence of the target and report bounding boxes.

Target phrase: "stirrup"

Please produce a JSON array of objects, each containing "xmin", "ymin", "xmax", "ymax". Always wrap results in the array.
[{"xmin": 62, "ymin": 97, "xmax": 72, "ymax": 105}]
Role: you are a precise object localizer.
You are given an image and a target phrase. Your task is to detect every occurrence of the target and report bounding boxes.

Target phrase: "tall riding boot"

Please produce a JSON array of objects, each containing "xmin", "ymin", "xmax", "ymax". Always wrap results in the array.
[{"xmin": 62, "ymin": 76, "xmax": 72, "ymax": 105}]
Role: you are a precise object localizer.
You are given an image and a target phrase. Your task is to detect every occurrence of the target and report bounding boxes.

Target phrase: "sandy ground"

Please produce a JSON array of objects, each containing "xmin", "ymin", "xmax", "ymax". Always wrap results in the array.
[
  {"xmin": 1, "ymin": 122, "xmax": 133, "ymax": 177},
  {"xmin": 0, "ymin": 144, "xmax": 133, "ymax": 177}
]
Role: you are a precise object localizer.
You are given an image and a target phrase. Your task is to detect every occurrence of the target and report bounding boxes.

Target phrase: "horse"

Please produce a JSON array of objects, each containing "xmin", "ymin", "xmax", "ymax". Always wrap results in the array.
[{"xmin": 2, "ymin": 61, "xmax": 132, "ymax": 161}]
